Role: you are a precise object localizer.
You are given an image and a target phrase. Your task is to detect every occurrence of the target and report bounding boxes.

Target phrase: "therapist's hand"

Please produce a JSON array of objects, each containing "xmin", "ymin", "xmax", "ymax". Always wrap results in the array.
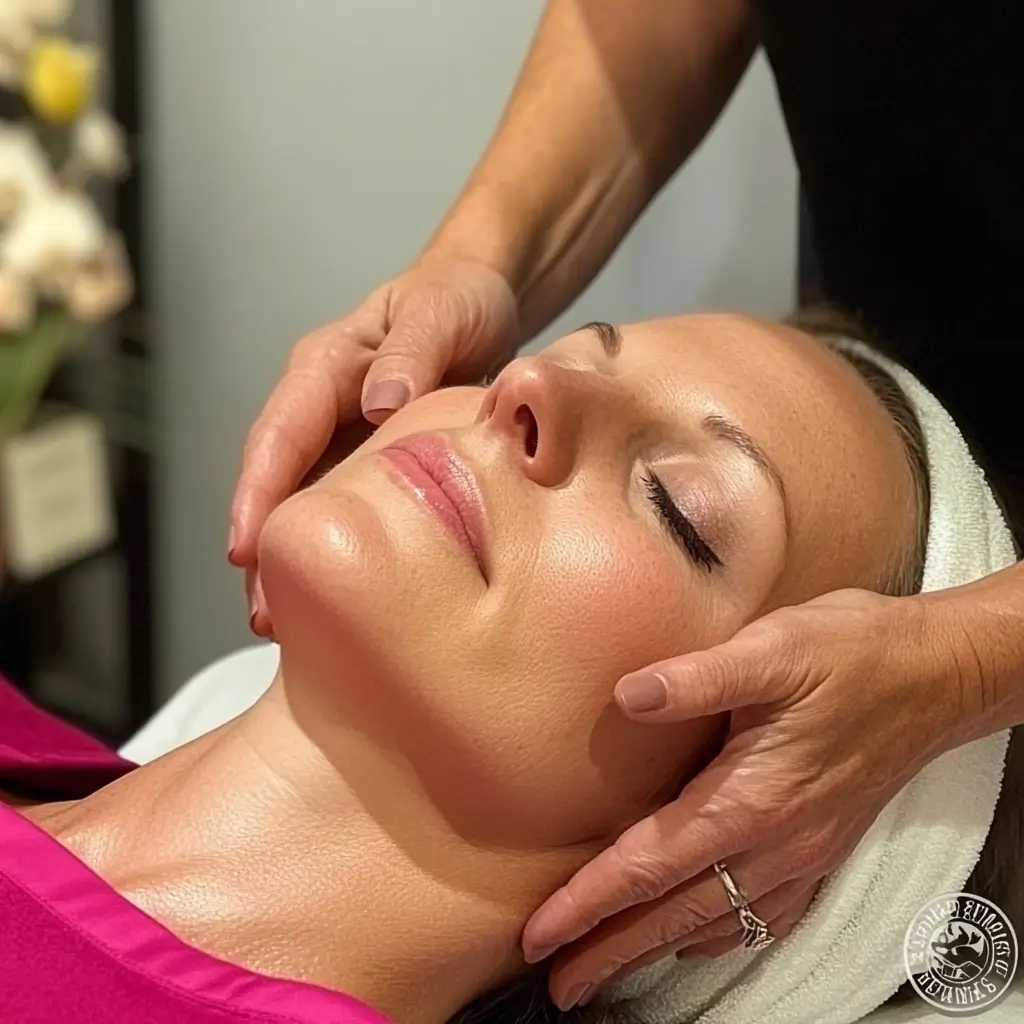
[
  {"xmin": 522, "ymin": 588, "xmax": 974, "ymax": 1010},
  {"xmin": 229, "ymin": 252, "xmax": 518, "ymax": 635}
]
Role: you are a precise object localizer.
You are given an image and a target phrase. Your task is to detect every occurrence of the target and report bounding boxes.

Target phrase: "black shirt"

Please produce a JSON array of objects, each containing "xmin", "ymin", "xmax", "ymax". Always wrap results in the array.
[{"xmin": 751, "ymin": 0, "xmax": 1023, "ymax": 529}]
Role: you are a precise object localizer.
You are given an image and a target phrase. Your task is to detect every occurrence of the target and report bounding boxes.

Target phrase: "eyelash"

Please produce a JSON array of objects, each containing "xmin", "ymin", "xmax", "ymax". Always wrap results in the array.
[{"xmin": 642, "ymin": 471, "xmax": 722, "ymax": 573}]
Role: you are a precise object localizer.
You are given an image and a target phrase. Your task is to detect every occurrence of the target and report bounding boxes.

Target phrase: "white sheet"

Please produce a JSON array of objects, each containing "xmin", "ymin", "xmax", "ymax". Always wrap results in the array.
[
  {"xmin": 122, "ymin": 646, "xmax": 1024, "ymax": 1021},
  {"xmin": 118, "ymin": 645, "xmax": 279, "ymax": 764}
]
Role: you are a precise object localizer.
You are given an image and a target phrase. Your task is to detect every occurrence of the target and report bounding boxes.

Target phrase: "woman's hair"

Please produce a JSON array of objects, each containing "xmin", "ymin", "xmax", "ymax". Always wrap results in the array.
[
  {"xmin": 448, "ymin": 306, "xmax": 937, "ymax": 1024},
  {"xmin": 451, "ymin": 967, "xmax": 597, "ymax": 1024},
  {"xmin": 783, "ymin": 305, "xmax": 931, "ymax": 597}
]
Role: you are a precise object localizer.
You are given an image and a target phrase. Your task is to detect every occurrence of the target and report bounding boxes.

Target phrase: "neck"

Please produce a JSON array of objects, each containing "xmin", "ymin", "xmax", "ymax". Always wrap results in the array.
[{"xmin": 29, "ymin": 676, "xmax": 595, "ymax": 1024}]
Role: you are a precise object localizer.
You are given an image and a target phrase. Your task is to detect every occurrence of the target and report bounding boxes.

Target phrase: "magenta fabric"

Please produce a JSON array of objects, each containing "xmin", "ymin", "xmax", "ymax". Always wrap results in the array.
[{"xmin": 0, "ymin": 676, "xmax": 393, "ymax": 1024}]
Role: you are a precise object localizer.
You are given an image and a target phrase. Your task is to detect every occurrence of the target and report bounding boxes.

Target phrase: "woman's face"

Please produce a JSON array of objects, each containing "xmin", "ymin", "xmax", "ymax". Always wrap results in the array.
[{"xmin": 259, "ymin": 314, "xmax": 916, "ymax": 848}]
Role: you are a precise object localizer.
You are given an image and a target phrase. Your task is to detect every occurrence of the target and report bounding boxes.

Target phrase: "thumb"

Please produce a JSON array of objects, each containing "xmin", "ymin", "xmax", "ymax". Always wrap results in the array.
[
  {"xmin": 361, "ymin": 296, "xmax": 453, "ymax": 425},
  {"xmin": 614, "ymin": 631, "xmax": 785, "ymax": 723}
]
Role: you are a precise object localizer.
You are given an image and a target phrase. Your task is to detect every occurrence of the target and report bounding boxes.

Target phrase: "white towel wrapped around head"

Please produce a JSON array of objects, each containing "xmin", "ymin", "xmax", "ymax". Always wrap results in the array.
[{"xmin": 604, "ymin": 343, "xmax": 1017, "ymax": 1024}]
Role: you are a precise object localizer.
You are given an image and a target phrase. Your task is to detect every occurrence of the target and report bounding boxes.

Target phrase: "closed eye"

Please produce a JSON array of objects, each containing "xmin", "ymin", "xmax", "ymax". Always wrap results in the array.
[{"xmin": 643, "ymin": 471, "xmax": 723, "ymax": 572}]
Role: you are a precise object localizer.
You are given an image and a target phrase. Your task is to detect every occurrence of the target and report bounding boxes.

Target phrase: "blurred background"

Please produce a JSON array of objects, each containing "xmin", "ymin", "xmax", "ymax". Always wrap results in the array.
[{"xmin": 0, "ymin": 0, "xmax": 798, "ymax": 745}]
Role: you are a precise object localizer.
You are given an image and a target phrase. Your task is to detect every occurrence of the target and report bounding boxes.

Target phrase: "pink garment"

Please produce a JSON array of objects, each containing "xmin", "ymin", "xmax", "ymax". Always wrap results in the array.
[{"xmin": 0, "ymin": 677, "xmax": 393, "ymax": 1024}]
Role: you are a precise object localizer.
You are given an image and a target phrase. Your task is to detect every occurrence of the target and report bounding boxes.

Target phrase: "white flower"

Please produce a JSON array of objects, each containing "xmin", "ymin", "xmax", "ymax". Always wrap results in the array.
[
  {"xmin": 0, "ymin": 187, "xmax": 106, "ymax": 281},
  {"xmin": 0, "ymin": 0, "xmax": 33, "ymax": 61},
  {"xmin": 19, "ymin": 0, "xmax": 71, "ymax": 28},
  {"xmin": 63, "ymin": 232, "xmax": 132, "ymax": 323},
  {"xmin": 0, "ymin": 0, "xmax": 73, "ymax": 90},
  {"xmin": 0, "ymin": 120, "xmax": 53, "ymax": 218},
  {"xmin": 0, "ymin": 267, "xmax": 35, "ymax": 333},
  {"xmin": 0, "ymin": 46, "xmax": 21, "ymax": 88},
  {"xmin": 71, "ymin": 110, "xmax": 129, "ymax": 180}
]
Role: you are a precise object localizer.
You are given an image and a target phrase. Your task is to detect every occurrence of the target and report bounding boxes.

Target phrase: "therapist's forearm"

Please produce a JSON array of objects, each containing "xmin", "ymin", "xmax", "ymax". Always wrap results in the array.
[
  {"xmin": 921, "ymin": 559, "xmax": 1024, "ymax": 745},
  {"xmin": 423, "ymin": 0, "xmax": 756, "ymax": 340}
]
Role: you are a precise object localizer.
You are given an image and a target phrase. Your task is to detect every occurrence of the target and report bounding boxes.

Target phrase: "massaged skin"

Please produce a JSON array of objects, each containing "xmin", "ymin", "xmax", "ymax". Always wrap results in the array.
[{"xmin": 17, "ymin": 314, "xmax": 920, "ymax": 1024}]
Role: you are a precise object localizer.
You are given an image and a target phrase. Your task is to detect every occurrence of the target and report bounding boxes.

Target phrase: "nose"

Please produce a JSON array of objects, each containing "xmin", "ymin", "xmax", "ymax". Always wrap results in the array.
[{"xmin": 478, "ymin": 357, "xmax": 584, "ymax": 487}]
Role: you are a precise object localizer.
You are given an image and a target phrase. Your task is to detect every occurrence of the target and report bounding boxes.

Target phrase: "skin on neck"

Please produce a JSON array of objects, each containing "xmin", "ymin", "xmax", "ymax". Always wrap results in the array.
[{"xmin": 24, "ymin": 669, "xmax": 602, "ymax": 1024}]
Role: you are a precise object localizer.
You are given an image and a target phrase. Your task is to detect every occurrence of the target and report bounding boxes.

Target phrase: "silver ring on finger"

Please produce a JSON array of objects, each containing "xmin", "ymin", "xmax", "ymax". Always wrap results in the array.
[{"xmin": 713, "ymin": 861, "xmax": 776, "ymax": 952}]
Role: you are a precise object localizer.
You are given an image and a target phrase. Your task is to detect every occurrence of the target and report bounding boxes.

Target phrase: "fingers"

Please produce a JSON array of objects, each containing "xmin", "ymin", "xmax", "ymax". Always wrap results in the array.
[
  {"xmin": 361, "ymin": 292, "xmax": 455, "ymax": 424},
  {"xmin": 613, "ymin": 615, "xmax": 801, "ymax": 724},
  {"xmin": 675, "ymin": 880, "xmax": 818, "ymax": 957},
  {"xmin": 246, "ymin": 566, "xmax": 273, "ymax": 639},
  {"xmin": 592, "ymin": 880, "xmax": 817, "ymax": 988},
  {"xmin": 523, "ymin": 767, "xmax": 755, "ymax": 962},
  {"xmin": 230, "ymin": 323, "xmax": 376, "ymax": 564},
  {"xmin": 231, "ymin": 372, "xmax": 335, "ymax": 564},
  {"xmin": 541, "ymin": 854, "xmax": 799, "ymax": 1009}
]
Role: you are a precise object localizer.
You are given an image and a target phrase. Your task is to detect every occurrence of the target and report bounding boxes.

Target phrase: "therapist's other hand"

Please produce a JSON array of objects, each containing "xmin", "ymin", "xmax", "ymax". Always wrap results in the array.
[
  {"xmin": 522, "ymin": 588, "xmax": 968, "ymax": 1010},
  {"xmin": 229, "ymin": 252, "xmax": 519, "ymax": 636}
]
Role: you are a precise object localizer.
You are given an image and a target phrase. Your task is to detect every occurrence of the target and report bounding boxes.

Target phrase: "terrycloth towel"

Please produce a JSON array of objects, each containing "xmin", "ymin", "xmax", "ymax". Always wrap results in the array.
[{"xmin": 607, "ymin": 343, "xmax": 1017, "ymax": 1024}]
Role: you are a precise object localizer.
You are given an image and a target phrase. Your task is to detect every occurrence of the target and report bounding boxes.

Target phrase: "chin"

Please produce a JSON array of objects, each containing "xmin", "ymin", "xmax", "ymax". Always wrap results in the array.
[{"xmin": 257, "ymin": 465, "xmax": 476, "ymax": 684}]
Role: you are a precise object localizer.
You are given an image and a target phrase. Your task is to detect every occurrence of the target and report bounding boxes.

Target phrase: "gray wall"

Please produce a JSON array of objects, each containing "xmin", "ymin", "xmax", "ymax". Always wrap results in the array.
[{"xmin": 147, "ymin": 0, "xmax": 796, "ymax": 694}]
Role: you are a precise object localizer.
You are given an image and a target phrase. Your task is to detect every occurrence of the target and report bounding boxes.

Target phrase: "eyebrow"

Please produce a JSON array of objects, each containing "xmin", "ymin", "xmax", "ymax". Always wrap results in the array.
[
  {"xmin": 701, "ymin": 414, "xmax": 787, "ymax": 507},
  {"xmin": 578, "ymin": 320, "xmax": 788, "ymax": 507},
  {"xmin": 579, "ymin": 321, "xmax": 623, "ymax": 358}
]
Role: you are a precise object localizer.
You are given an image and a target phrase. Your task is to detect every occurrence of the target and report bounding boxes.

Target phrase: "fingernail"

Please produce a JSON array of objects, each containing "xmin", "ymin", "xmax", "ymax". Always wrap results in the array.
[
  {"xmin": 616, "ymin": 673, "xmax": 668, "ymax": 714},
  {"xmin": 364, "ymin": 380, "xmax": 410, "ymax": 417},
  {"xmin": 559, "ymin": 984, "xmax": 595, "ymax": 1012},
  {"xmin": 523, "ymin": 944, "xmax": 557, "ymax": 965},
  {"xmin": 252, "ymin": 576, "xmax": 268, "ymax": 632}
]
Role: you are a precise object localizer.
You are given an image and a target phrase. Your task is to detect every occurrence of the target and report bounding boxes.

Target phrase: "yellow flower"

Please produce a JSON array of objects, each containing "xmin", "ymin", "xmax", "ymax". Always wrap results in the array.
[{"xmin": 24, "ymin": 37, "xmax": 96, "ymax": 124}]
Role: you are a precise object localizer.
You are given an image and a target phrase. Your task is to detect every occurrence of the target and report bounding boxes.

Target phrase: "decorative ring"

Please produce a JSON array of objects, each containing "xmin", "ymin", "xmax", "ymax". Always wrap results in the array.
[{"xmin": 713, "ymin": 861, "xmax": 776, "ymax": 952}]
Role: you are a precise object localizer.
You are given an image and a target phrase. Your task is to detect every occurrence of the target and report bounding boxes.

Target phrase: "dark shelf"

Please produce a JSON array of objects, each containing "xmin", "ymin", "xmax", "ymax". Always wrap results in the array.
[
  {"xmin": 1, "ymin": 0, "xmax": 155, "ymax": 748},
  {"xmin": 0, "ymin": 544, "xmax": 118, "ymax": 605}
]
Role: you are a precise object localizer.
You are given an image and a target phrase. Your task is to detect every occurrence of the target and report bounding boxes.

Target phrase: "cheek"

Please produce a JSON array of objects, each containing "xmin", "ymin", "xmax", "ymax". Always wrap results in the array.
[
  {"xmin": 452, "ymin": 518, "xmax": 726, "ymax": 843},
  {"xmin": 503, "ymin": 519, "xmax": 718, "ymax": 691}
]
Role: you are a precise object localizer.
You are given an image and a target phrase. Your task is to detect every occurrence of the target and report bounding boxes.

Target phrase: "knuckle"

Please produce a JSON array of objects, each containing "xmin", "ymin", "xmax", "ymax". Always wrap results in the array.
[
  {"xmin": 743, "ymin": 797, "xmax": 796, "ymax": 839},
  {"xmin": 692, "ymin": 654, "xmax": 736, "ymax": 703},
  {"xmin": 289, "ymin": 318, "xmax": 379, "ymax": 370},
  {"xmin": 243, "ymin": 418, "xmax": 292, "ymax": 463},
  {"xmin": 765, "ymin": 612, "xmax": 814, "ymax": 666},
  {"xmin": 610, "ymin": 839, "xmax": 674, "ymax": 904},
  {"xmin": 552, "ymin": 884, "xmax": 602, "ymax": 937},
  {"xmin": 685, "ymin": 913, "xmax": 739, "ymax": 946},
  {"xmin": 794, "ymin": 824, "xmax": 843, "ymax": 872},
  {"xmin": 649, "ymin": 918, "xmax": 688, "ymax": 950},
  {"xmin": 371, "ymin": 348, "xmax": 426, "ymax": 378},
  {"xmin": 650, "ymin": 889, "xmax": 723, "ymax": 948},
  {"xmin": 598, "ymin": 951, "xmax": 633, "ymax": 980}
]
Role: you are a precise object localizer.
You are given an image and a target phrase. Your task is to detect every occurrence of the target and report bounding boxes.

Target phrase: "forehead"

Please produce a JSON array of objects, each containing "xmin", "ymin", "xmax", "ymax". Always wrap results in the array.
[
  {"xmin": 546, "ymin": 314, "xmax": 873, "ymax": 451},
  {"xmin": 550, "ymin": 314, "xmax": 827, "ymax": 385}
]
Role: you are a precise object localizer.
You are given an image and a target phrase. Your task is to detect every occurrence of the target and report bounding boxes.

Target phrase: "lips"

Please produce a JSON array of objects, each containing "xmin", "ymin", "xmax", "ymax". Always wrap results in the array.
[{"xmin": 380, "ymin": 435, "xmax": 489, "ymax": 578}]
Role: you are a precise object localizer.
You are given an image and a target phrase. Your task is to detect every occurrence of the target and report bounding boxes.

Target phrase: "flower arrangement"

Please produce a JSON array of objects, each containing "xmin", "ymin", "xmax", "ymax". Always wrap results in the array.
[{"xmin": 0, "ymin": 0, "xmax": 132, "ymax": 439}]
